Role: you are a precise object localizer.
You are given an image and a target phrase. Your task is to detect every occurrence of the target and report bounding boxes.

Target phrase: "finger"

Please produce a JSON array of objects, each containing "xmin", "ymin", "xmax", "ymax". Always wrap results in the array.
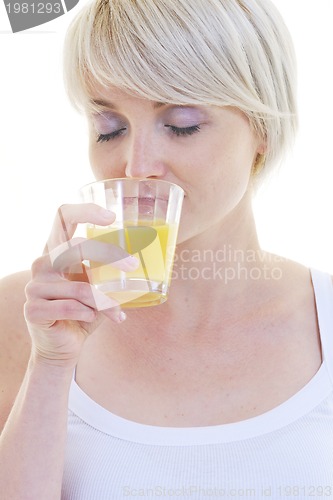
[
  {"xmin": 30, "ymin": 254, "xmax": 62, "ymax": 281},
  {"xmin": 24, "ymin": 298, "xmax": 98, "ymax": 326},
  {"xmin": 101, "ymin": 308, "xmax": 127, "ymax": 324},
  {"xmin": 30, "ymin": 250, "xmax": 90, "ymax": 284},
  {"xmin": 49, "ymin": 237, "xmax": 139, "ymax": 274},
  {"xmin": 44, "ymin": 203, "xmax": 115, "ymax": 254},
  {"xmin": 25, "ymin": 279, "xmax": 120, "ymax": 312},
  {"xmin": 25, "ymin": 295, "xmax": 125, "ymax": 328}
]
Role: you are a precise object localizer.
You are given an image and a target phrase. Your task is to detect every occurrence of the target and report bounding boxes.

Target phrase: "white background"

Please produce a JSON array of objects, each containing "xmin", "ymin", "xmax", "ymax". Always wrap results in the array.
[{"xmin": 0, "ymin": 0, "xmax": 332, "ymax": 278}]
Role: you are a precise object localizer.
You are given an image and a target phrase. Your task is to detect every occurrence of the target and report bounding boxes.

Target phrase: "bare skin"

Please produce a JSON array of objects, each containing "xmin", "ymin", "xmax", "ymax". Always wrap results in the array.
[
  {"xmin": 0, "ymin": 216, "xmax": 322, "ymax": 428},
  {"xmin": 0, "ymin": 90, "xmax": 324, "ymax": 498}
]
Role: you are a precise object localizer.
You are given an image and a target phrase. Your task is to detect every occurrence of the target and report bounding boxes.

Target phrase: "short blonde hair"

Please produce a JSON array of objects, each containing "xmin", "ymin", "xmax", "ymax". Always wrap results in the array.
[{"xmin": 63, "ymin": 0, "xmax": 298, "ymax": 177}]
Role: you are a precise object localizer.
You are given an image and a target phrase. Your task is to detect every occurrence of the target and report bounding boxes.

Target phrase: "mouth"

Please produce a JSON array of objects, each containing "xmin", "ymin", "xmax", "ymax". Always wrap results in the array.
[
  {"xmin": 138, "ymin": 197, "xmax": 168, "ymax": 218},
  {"xmin": 121, "ymin": 196, "xmax": 169, "ymax": 220}
]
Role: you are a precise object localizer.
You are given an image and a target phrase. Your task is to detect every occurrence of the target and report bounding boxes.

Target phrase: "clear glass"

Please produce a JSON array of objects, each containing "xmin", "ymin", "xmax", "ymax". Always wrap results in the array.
[{"xmin": 80, "ymin": 178, "xmax": 184, "ymax": 308}]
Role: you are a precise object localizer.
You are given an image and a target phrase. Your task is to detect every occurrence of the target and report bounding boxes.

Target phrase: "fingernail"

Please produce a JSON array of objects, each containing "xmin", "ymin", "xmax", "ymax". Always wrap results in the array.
[{"xmin": 118, "ymin": 311, "xmax": 127, "ymax": 323}]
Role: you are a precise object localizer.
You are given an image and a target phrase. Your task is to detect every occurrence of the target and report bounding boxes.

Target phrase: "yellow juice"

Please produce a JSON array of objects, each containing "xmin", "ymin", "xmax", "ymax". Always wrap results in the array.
[{"xmin": 86, "ymin": 221, "xmax": 178, "ymax": 307}]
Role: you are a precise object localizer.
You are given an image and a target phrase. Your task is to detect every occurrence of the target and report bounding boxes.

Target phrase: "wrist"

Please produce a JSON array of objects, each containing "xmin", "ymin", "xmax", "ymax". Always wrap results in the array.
[{"xmin": 29, "ymin": 351, "xmax": 76, "ymax": 379}]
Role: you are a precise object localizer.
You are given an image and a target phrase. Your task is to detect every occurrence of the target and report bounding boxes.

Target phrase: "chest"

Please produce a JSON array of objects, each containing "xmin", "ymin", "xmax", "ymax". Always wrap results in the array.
[{"xmin": 75, "ymin": 312, "xmax": 322, "ymax": 427}]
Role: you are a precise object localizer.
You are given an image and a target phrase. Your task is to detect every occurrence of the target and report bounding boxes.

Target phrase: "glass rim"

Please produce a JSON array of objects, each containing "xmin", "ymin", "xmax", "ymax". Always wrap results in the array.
[{"xmin": 79, "ymin": 177, "xmax": 184, "ymax": 195}]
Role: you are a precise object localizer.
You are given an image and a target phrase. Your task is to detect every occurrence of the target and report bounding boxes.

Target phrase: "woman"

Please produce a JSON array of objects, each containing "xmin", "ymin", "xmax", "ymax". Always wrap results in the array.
[{"xmin": 0, "ymin": 0, "xmax": 332, "ymax": 498}]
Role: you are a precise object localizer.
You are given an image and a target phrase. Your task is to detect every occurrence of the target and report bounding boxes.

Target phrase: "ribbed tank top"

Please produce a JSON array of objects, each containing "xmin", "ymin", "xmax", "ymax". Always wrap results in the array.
[{"xmin": 62, "ymin": 269, "xmax": 333, "ymax": 499}]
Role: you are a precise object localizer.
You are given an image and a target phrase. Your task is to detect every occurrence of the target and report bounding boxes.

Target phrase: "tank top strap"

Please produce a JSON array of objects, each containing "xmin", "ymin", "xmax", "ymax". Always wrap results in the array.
[{"xmin": 311, "ymin": 268, "xmax": 333, "ymax": 383}]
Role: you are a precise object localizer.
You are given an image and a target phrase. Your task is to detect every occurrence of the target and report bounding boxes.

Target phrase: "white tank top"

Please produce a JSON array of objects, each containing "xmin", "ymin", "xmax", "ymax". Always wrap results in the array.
[{"xmin": 62, "ymin": 269, "xmax": 333, "ymax": 499}]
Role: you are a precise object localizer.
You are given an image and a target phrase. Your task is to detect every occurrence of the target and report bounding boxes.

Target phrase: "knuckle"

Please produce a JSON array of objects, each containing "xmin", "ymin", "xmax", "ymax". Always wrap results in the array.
[
  {"xmin": 30, "ymin": 255, "xmax": 49, "ymax": 276},
  {"xmin": 24, "ymin": 280, "xmax": 39, "ymax": 299},
  {"xmin": 74, "ymin": 282, "xmax": 93, "ymax": 303},
  {"xmin": 54, "ymin": 205, "xmax": 71, "ymax": 237},
  {"xmin": 57, "ymin": 204, "xmax": 75, "ymax": 226},
  {"xmin": 62, "ymin": 299, "xmax": 81, "ymax": 316},
  {"xmin": 57, "ymin": 203, "xmax": 70, "ymax": 216},
  {"xmin": 24, "ymin": 299, "xmax": 41, "ymax": 323}
]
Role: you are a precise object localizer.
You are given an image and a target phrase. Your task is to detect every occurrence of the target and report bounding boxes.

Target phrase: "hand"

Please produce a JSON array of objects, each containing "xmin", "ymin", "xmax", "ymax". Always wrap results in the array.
[{"xmin": 24, "ymin": 203, "xmax": 137, "ymax": 368}]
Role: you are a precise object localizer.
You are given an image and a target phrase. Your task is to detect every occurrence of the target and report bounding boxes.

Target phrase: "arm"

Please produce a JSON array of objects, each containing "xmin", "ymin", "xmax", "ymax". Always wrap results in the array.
[
  {"xmin": 0, "ymin": 262, "xmax": 99, "ymax": 500},
  {"xmin": 0, "ymin": 272, "xmax": 68, "ymax": 500},
  {"xmin": 0, "ymin": 204, "xmax": 129, "ymax": 499},
  {"xmin": 0, "ymin": 271, "xmax": 32, "ymax": 432},
  {"xmin": 0, "ymin": 356, "xmax": 73, "ymax": 500}
]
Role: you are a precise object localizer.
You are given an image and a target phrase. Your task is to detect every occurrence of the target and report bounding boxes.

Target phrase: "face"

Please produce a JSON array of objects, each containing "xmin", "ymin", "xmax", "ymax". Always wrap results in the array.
[{"xmin": 87, "ymin": 86, "xmax": 264, "ymax": 245}]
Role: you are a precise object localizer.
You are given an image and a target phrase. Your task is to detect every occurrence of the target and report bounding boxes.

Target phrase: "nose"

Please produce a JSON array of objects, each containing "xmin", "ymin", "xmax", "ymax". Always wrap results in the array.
[{"xmin": 124, "ymin": 130, "xmax": 167, "ymax": 179}]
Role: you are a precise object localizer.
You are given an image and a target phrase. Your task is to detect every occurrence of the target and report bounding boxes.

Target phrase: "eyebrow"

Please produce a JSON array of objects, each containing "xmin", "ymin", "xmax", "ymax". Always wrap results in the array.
[
  {"xmin": 91, "ymin": 99, "xmax": 116, "ymax": 110},
  {"xmin": 90, "ymin": 99, "xmax": 167, "ymax": 110}
]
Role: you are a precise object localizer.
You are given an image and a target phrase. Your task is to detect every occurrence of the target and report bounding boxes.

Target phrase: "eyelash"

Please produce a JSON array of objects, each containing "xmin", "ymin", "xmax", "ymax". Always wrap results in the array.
[
  {"xmin": 96, "ymin": 125, "xmax": 201, "ymax": 143},
  {"xmin": 165, "ymin": 125, "xmax": 201, "ymax": 137},
  {"xmin": 97, "ymin": 128, "xmax": 126, "ymax": 143}
]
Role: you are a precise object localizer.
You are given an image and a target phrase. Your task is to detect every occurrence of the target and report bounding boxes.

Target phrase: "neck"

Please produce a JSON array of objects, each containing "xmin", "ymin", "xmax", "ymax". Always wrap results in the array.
[
  {"xmin": 173, "ymin": 193, "xmax": 261, "ymax": 292},
  {"xmin": 123, "ymin": 194, "xmax": 277, "ymax": 343},
  {"xmin": 142, "ymin": 196, "xmax": 272, "ymax": 334}
]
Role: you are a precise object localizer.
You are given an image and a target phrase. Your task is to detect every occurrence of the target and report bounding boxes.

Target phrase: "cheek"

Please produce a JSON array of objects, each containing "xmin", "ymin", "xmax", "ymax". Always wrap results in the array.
[
  {"xmin": 89, "ymin": 143, "xmax": 107, "ymax": 180},
  {"xmin": 184, "ymin": 135, "xmax": 255, "ymax": 217},
  {"xmin": 216, "ymin": 150, "xmax": 253, "ymax": 211},
  {"xmin": 89, "ymin": 141, "xmax": 125, "ymax": 180},
  {"xmin": 214, "ymin": 131, "xmax": 257, "ymax": 187},
  {"xmin": 88, "ymin": 142, "xmax": 99, "ymax": 178}
]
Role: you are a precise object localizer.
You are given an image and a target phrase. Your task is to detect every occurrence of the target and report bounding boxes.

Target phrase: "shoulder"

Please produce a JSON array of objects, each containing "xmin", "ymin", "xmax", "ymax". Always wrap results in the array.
[
  {"xmin": 0, "ymin": 270, "xmax": 32, "ymax": 336},
  {"xmin": 0, "ymin": 270, "xmax": 32, "ymax": 430}
]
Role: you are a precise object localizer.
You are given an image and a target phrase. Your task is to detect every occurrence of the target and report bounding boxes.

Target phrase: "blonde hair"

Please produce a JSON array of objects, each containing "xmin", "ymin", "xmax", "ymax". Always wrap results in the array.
[{"xmin": 63, "ymin": 0, "xmax": 298, "ymax": 177}]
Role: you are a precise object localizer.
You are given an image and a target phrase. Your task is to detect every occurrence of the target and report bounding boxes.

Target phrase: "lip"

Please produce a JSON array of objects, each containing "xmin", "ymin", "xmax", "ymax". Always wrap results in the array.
[{"xmin": 137, "ymin": 197, "xmax": 168, "ymax": 217}]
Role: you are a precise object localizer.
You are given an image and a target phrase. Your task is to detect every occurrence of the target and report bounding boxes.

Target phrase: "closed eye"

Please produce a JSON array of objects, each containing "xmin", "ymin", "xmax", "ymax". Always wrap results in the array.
[
  {"xmin": 96, "ymin": 124, "xmax": 201, "ymax": 142},
  {"xmin": 97, "ymin": 128, "xmax": 127, "ymax": 143},
  {"xmin": 165, "ymin": 125, "xmax": 201, "ymax": 137}
]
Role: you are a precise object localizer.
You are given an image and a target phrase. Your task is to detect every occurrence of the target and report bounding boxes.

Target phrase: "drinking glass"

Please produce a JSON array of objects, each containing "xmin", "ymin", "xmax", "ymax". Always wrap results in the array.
[{"xmin": 80, "ymin": 178, "xmax": 184, "ymax": 308}]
